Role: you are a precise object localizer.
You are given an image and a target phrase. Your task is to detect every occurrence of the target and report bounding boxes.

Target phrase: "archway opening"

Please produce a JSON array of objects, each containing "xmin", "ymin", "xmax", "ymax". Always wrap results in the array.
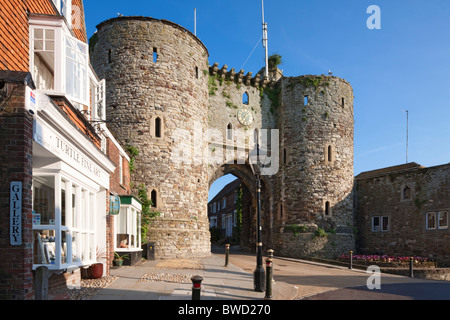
[{"xmin": 207, "ymin": 165, "xmax": 273, "ymax": 253}]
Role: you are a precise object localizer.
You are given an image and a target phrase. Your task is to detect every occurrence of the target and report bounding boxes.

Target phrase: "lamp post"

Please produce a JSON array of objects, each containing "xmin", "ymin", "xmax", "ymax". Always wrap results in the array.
[{"xmin": 249, "ymin": 138, "xmax": 265, "ymax": 292}]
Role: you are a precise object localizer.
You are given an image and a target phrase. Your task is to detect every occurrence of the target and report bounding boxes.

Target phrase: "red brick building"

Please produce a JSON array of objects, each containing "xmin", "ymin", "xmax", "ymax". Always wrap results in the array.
[{"xmin": 0, "ymin": 0, "xmax": 141, "ymax": 300}]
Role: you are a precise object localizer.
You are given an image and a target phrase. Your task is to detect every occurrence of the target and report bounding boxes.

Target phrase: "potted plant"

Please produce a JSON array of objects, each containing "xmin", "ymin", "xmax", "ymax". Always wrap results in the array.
[
  {"xmin": 114, "ymin": 252, "xmax": 129, "ymax": 267},
  {"xmin": 89, "ymin": 247, "xmax": 107, "ymax": 279}
]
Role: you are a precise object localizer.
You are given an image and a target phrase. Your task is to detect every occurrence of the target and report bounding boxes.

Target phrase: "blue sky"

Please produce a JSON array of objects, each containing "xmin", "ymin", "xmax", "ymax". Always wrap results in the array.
[{"xmin": 84, "ymin": 1, "xmax": 450, "ymax": 200}]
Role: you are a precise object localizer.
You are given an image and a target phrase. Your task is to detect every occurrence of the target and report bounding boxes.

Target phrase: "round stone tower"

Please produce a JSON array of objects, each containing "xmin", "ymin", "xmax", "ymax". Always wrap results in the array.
[
  {"xmin": 274, "ymin": 75, "xmax": 355, "ymax": 258},
  {"xmin": 90, "ymin": 16, "xmax": 211, "ymax": 259}
]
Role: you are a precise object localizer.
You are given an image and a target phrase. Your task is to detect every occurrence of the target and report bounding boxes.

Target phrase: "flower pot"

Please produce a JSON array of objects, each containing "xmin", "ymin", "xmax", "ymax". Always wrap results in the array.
[
  {"xmin": 89, "ymin": 263, "xmax": 104, "ymax": 279},
  {"xmin": 114, "ymin": 259, "xmax": 123, "ymax": 267}
]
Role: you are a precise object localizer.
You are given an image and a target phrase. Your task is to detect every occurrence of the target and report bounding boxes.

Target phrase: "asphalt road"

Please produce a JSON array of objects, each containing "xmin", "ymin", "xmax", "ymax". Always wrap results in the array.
[{"xmin": 220, "ymin": 249, "xmax": 450, "ymax": 300}]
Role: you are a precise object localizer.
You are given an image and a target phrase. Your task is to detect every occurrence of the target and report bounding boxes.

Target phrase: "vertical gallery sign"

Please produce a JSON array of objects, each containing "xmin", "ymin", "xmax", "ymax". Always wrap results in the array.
[{"xmin": 10, "ymin": 181, "xmax": 22, "ymax": 245}]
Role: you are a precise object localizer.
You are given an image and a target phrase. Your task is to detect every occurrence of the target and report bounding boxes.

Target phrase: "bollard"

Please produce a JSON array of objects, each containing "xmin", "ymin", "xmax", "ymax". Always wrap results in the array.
[
  {"xmin": 35, "ymin": 266, "xmax": 49, "ymax": 300},
  {"xmin": 191, "ymin": 275, "xmax": 203, "ymax": 300},
  {"xmin": 264, "ymin": 258, "xmax": 273, "ymax": 300},
  {"xmin": 349, "ymin": 251, "xmax": 353, "ymax": 270},
  {"xmin": 267, "ymin": 249, "xmax": 274, "ymax": 260},
  {"xmin": 409, "ymin": 257, "xmax": 414, "ymax": 278},
  {"xmin": 225, "ymin": 244, "xmax": 230, "ymax": 267}
]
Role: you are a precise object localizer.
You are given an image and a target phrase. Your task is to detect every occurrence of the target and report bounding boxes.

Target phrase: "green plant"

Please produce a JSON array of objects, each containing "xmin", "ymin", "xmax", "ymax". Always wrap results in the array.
[
  {"xmin": 268, "ymin": 53, "xmax": 282, "ymax": 69},
  {"xmin": 126, "ymin": 145, "xmax": 139, "ymax": 174},
  {"xmin": 285, "ymin": 224, "xmax": 309, "ymax": 236},
  {"xmin": 114, "ymin": 252, "xmax": 129, "ymax": 261},
  {"xmin": 314, "ymin": 227, "xmax": 328, "ymax": 238}
]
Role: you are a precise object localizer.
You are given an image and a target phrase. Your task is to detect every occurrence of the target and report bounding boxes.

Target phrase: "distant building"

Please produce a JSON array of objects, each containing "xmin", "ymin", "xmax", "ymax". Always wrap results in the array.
[
  {"xmin": 208, "ymin": 179, "xmax": 242, "ymax": 240},
  {"xmin": 355, "ymin": 162, "xmax": 450, "ymax": 264}
]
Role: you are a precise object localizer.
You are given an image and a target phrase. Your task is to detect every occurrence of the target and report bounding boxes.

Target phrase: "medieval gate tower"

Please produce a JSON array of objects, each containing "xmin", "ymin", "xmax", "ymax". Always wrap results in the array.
[{"xmin": 90, "ymin": 16, "xmax": 355, "ymax": 260}]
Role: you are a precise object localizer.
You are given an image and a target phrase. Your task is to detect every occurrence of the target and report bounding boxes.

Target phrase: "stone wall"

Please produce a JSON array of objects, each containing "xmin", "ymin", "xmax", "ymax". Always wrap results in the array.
[
  {"xmin": 355, "ymin": 163, "xmax": 450, "ymax": 265},
  {"xmin": 91, "ymin": 16, "xmax": 211, "ymax": 259},
  {"xmin": 270, "ymin": 75, "xmax": 355, "ymax": 259}
]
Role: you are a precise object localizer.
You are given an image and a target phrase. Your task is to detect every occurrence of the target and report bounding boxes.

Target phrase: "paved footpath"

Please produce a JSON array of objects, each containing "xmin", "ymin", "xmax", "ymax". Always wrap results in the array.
[{"xmin": 89, "ymin": 253, "xmax": 297, "ymax": 300}]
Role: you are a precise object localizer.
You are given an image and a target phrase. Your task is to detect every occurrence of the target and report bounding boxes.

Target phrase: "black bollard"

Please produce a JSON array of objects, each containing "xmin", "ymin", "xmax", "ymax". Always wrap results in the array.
[
  {"xmin": 409, "ymin": 257, "xmax": 414, "ymax": 278},
  {"xmin": 191, "ymin": 275, "xmax": 203, "ymax": 300},
  {"xmin": 349, "ymin": 251, "xmax": 353, "ymax": 269},
  {"xmin": 225, "ymin": 244, "xmax": 230, "ymax": 267},
  {"xmin": 264, "ymin": 258, "xmax": 273, "ymax": 300}
]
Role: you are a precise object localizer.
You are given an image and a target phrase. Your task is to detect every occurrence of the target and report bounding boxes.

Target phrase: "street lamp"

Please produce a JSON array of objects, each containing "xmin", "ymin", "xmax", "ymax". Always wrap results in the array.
[{"xmin": 249, "ymin": 136, "xmax": 265, "ymax": 292}]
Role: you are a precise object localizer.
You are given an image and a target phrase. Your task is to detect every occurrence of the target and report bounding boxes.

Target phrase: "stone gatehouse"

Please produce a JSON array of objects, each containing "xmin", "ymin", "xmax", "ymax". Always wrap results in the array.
[{"xmin": 90, "ymin": 16, "xmax": 355, "ymax": 260}]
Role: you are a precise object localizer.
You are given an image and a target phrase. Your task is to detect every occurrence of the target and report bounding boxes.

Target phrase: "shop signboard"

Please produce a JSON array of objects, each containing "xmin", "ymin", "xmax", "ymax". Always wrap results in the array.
[
  {"xmin": 110, "ymin": 195, "xmax": 121, "ymax": 215},
  {"xmin": 10, "ymin": 181, "xmax": 22, "ymax": 246}
]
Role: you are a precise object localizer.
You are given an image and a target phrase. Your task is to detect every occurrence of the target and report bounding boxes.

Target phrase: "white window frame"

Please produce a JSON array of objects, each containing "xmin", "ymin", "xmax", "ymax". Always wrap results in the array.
[
  {"xmin": 114, "ymin": 203, "xmax": 142, "ymax": 251},
  {"xmin": 52, "ymin": 0, "xmax": 72, "ymax": 28},
  {"xmin": 32, "ymin": 173, "xmax": 97, "ymax": 271},
  {"xmin": 372, "ymin": 215, "xmax": 389, "ymax": 232},
  {"xmin": 438, "ymin": 211, "xmax": 448, "ymax": 230},
  {"xmin": 426, "ymin": 212, "xmax": 436, "ymax": 230},
  {"xmin": 119, "ymin": 156, "xmax": 123, "ymax": 185},
  {"xmin": 30, "ymin": 15, "xmax": 90, "ymax": 108},
  {"xmin": 427, "ymin": 211, "xmax": 448, "ymax": 230}
]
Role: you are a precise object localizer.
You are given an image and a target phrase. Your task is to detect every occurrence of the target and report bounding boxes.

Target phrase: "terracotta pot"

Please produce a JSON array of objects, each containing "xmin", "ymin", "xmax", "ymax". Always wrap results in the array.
[{"xmin": 89, "ymin": 263, "xmax": 104, "ymax": 279}]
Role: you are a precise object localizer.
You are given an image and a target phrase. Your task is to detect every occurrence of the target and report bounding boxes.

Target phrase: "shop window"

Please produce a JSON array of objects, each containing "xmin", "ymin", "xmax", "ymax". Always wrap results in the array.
[
  {"xmin": 32, "ymin": 175, "xmax": 96, "ymax": 269},
  {"xmin": 114, "ymin": 197, "xmax": 142, "ymax": 252}
]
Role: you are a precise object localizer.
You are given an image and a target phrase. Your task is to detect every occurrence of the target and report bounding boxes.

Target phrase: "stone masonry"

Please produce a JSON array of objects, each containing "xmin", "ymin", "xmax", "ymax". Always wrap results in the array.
[{"xmin": 90, "ymin": 16, "xmax": 355, "ymax": 260}]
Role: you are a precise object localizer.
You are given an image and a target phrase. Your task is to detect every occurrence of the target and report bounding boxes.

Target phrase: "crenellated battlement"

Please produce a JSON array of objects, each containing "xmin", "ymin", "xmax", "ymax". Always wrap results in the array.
[{"xmin": 209, "ymin": 63, "xmax": 279, "ymax": 88}]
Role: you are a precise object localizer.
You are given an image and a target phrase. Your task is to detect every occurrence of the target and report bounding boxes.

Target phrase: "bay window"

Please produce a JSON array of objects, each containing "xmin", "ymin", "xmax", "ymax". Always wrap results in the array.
[
  {"xmin": 30, "ymin": 17, "xmax": 94, "ymax": 110},
  {"xmin": 32, "ymin": 174, "xmax": 97, "ymax": 270},
  {"xmin": 114, "ymin": 196, "xmax": 142, "ymax": 252}
]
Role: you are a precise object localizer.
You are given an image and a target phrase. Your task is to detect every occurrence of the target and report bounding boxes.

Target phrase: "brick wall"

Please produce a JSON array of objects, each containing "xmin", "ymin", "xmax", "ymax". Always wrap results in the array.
[
  {"xmin": 0, "ymin": 80, "xmax": 34, "ymax": 299},
  {"xmin": 355, "ymin": 164, "xmax": 450, "ymax": 265},
  {"xmin": 107, "ymin": 137, "xmax": 130, "ymax": 196}
]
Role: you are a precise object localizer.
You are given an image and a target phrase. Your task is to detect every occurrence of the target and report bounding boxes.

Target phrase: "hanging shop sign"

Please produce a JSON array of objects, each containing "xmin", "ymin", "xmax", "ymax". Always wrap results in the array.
[
  {"xmin": 110, "ymin": 195, "xmax": 121, "ymax": 215},
  {"xmin": 10, "ymin": 181, "xmax": 22, "ymax": 246}
]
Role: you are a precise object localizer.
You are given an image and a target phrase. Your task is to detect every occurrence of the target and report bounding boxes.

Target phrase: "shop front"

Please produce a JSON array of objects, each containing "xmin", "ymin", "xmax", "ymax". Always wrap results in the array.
[
  {"xmin": 32, "ymin": 92, "xmax": 115, "ymax": 277},
  {"xmin": 113, "ymin": 195, "xmax": 143, "ymax": 265}
]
